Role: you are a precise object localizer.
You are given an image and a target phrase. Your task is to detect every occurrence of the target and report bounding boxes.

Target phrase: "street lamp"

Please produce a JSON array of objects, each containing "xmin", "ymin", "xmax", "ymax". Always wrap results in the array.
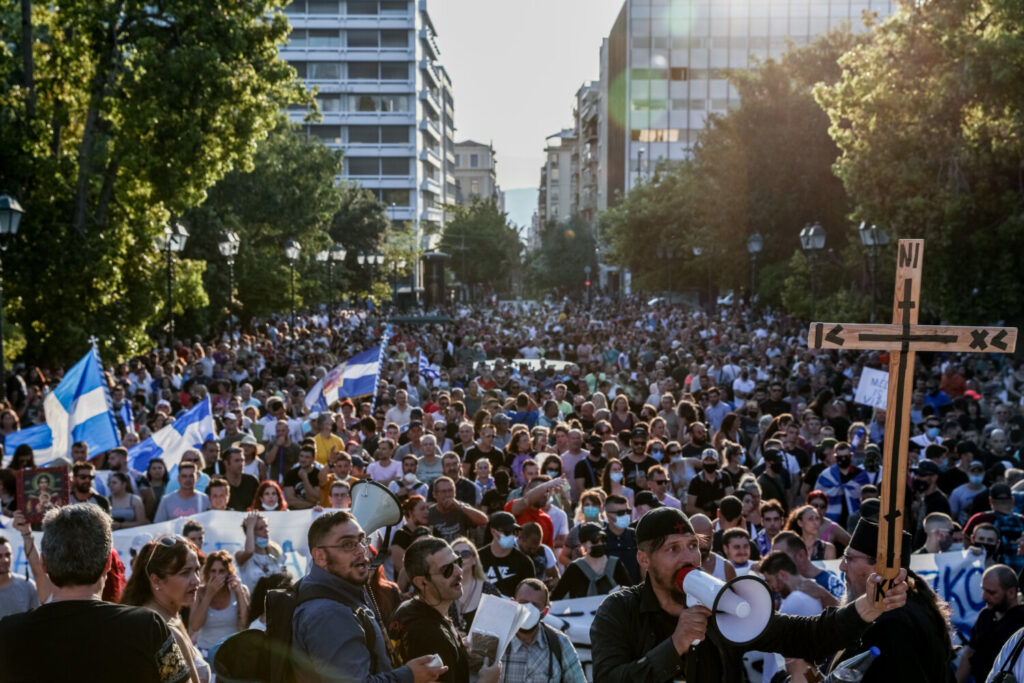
[
  {"xmin": 746, "ymin": 233, "xmax": 763, "ymax": 304},
  {"xmin": 0, "ymin": 194, "xmax": 24, "ymax": 383},
  {"xmin": 155, "ymin": 222, "xmax": 189, "ymax": 349},
  {"xmin": 799, "ymin": 222, "xmax": 826, "ymax": 319},
  {"xmin": 858, "ymin": 221, "xmax": 890, "ymax": 323},
  {"xmin": 285, "ymin": 239, "xmax": 301, "ymax": 333},
  {"xmin": 329, "ymin": 244, "xmax": 346, "ymax": 308},
  {"xmin": 692, "ymin": 246, "xmax": 712, "ymax": 313},
  {"xmin": 218, "ymin": 231, "xmax": 240, "ymax": 336},
  {"xmin": 583, "ymin": 264, "xmax": 592, "ymax": 304}
]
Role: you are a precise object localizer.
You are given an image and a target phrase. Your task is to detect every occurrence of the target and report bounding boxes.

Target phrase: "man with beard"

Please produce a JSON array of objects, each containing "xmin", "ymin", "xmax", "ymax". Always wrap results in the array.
[
  {"xmin": 390, "ymin": 536, "xmax": 501, "ymax": 683},
  {"xmin": 590, "ymin": 507, "xmax": 910, "ymax": 683},
  {"xmin": 499, "ymin": 579, "xmax": 585, "ymax": 682},
  {"xmin": 293, "ymin": 511, "xmax": 442, "ymax": 682},
  {"xmin": 70, "ymin": 462, "xmax": 111, "ymax": 513},
  {"xmin": 680, "ymin": 422, "xmax": 710, "ymax": 459},
  {"xmin": 957, "ymin": 565, "xmax": 1024, "ymax": 682},
  {"xmin": 814, "ymin": 441, "xmax": 871, "ymax": 529}
]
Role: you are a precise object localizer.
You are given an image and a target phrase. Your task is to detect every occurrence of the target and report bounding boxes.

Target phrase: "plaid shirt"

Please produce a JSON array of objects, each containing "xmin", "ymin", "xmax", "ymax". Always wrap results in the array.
[{"xmin": 501, "ymin": 625, "xmax": 586, "ymax": 683}]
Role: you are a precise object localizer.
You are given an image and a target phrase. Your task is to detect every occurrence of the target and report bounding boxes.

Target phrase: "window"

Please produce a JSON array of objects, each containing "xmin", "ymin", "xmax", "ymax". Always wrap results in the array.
[
  {"xmin": 352, "ymin": 94, "xmax": 376, "ymax": 111},
  {"xmin": 346, "ymin": 157, "xmax": 378, "ymax": 175},
  {"xmin": 631, "ymin": 129, "xmax": 680, "ymax": 142},
  {"xmin": 348, "ymin": 62, "xmax": 378, "ymax": 79},
  {"xmin": 380, "ymin": 94, "xmax": 409, "ymax": 111},
  {"xmin": 380, "ymin": 62, "xmax": 407, "ymax": 80},
  {"xmin": 381, "ymin": 188, "xmax": 410, "ymax": 206},
  {"xmin": 381, "ymin": 157, "xmax": 409, "ymax": 175},
  {"xmin": 346, "ymin": 0, "xmax": 378, "ymax": 14},
  {"xmin": 454, "ymin": 154, "xmax": 461, "ymax": 168},
  {"xmin": 348, "ymin": 94, "xmax": 410, "ymax": 112},
  {"xmin": 289, "ymin": 29, "xmax": 307, "ymax": 47},
  {"xmin": 286, "ymin": 0, "xmax": 307, "ymax": 13},
  {"xmin": 632, "ymin": 99, "xmax": 667, "ymax": 110},
  {"xmin": 380, "ymin": 30, "xmax": 408, "ymax": 48},
  {"xmin": 348, "ymin": 126, "xmax": 379, "ymax": 144},
  {"xmin": 380, "ymin": 126, "xmax": 409, "ymax": 143},
  {"xmin": 470, "ymin": 179, "xmax": 480, "ymax": 195},
  {"xmin": 317, "ymin": 94, "xmax": 342, "ymax": 112},
  {"xmin": 688, "ymin": 99, "xmax": 706, "ymax": 110},
  {"xmin": 670, "ymin": 67, "xmax": 688, "ymax": 81},
  {"xmin": 307, "ymin": 125, "xmax": 341, "ymax": 143},
  {"xmin": 380, "ymin": 0, "xmax": 407, "ymax": 15},
  {"xmin": 308, "ymin": 0, "xmax": 338, "ymax": 13},
  {"xmin": 308, "ymin": 62, "xmax": 341, "ymax": 80},
  {"xmin": 347, "ymin": 30, "xmax": 378, "ymax": 48},
  {"xmin": 308, "ymin": 29, "xmax": 340, "ymax": 48},
  {"xmin": 291, "ymin": 62, "xmax": 307, "ymax": 78},
  {"xmin": 469, "ymin": 154, "xmax": 479, "ymax": 168}
]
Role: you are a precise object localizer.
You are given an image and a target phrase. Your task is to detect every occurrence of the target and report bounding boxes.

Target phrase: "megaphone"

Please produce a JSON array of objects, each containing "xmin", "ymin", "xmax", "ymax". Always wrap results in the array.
[
  {"xmin": 350, "ymin": 479, "xmax": 402, "ymax": 536},
  {"xmin": 675, "ymin": 567, "xmax": 773, "ymax": 645}
]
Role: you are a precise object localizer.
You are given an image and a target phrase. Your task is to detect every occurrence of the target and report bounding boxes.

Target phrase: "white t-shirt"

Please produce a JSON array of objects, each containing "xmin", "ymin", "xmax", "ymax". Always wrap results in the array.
[
  {"xmin": 546, "ymin": 504, "xmax": 569, "ymax": 542},
  {"xmin": 760, "ymin": 590, "xmax": 824, "ymax": 681},
  {"xmin": 367, "ymin": 460, "xmax": 403, "ymax": 483},
  {"xmin": 988, "ymin": 627, "xmax": 1024, "ymax": 682},
  {"xmin": 384, "ymin": 405, "xmax": 413, "ymax": 428}
]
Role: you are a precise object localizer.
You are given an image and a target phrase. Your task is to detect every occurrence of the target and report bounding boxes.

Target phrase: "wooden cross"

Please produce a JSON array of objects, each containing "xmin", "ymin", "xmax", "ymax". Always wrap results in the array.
[{"xmin": 807, "ymin": 239, "xmax": 1017, "ymax": 605}]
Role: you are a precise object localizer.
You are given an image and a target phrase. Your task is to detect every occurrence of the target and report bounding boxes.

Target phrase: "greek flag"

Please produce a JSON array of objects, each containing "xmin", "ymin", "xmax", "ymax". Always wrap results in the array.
[
  {"xmin": 128, "ymin": 397, "xmax": 215, "ymax": 472},
  {"xmin": 418, "ymin": 352, "xmax": 440, "ymax": 382},
  {"xmin": 305, "ymin": 346, "xmax": 383, "ymax": 412},
  {"xmin": 3, "ymin": 347, "xmax": 119, "ymax": 466}
]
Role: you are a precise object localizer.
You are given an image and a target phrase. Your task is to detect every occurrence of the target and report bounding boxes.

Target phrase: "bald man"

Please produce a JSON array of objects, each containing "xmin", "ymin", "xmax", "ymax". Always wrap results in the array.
[{"xmin": 957, "ymin": 564, "xmax": 1024, "ymax": 682}]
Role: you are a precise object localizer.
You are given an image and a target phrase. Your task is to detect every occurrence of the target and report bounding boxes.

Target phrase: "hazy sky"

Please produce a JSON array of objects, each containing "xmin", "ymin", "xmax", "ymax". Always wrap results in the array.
[{"xmin": 429, "ymin": 0, "xmax": 625, "ymax": 192}]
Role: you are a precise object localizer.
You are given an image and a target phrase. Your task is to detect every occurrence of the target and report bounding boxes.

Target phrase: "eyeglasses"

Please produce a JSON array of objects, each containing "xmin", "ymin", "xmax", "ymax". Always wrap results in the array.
[
  {"xmin": 317, "ymin": 534, "xmax": 369, "ymax": 554},
  {"xmin": 666, "ymin": 449, "xmax": 680, "ymax": 455},
  {"xmin": 841, "ymin": 552, "xmax": 875, "ymax": 564},
  {"xmin": 606, "ymin": 509, "xmax": 631, "ymax": 516},
  {"xmin": 434, "ymin": 555, "xmax": 464, "ymax": 579},
  {"xmin": 651, "ymin": 479, "xmax": 668, "ymax": 485},
  {"xmin": 75, "ymin": 474, "xmax": 95, "ymax": 481}
]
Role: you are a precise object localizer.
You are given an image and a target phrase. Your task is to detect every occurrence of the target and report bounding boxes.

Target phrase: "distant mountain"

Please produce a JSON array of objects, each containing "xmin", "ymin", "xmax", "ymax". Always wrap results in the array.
[{"xmin": 503, "ymin": 187, "xmax": 538, "ymax": 238}]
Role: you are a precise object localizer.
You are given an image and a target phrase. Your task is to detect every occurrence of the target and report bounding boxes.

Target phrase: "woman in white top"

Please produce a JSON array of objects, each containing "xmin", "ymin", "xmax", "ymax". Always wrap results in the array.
[
  {"xmin": 190, "ymin": 550, "xmax": 250, "ymax": 653},
  {"xmin": 236, "ymin": 511, "xmax": 291, "ymax": 592}
]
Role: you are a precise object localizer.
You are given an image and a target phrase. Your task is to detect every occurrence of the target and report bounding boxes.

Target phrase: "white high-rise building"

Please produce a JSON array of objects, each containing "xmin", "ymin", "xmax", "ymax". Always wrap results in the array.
[
  {"xmin": 281, "ymin": 0, "xmax": 455, "ymax": 304},
  {"xmin": 599, "ymin": 0, "xmax": 895, "ymax": 207}
]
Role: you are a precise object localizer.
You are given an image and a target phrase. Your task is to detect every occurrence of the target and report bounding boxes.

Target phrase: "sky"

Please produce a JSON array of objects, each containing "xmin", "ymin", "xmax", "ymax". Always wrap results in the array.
[{"xmin": 428, "ymin": 0, "xmax": 625, "ymax": 228}]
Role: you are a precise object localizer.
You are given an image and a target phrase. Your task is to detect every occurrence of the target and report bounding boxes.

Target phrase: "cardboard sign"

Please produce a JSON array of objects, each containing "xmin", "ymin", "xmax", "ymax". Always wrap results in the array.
[{"xmin": 854, "ymin": 367, "xmax": 889, "ymax": 409}]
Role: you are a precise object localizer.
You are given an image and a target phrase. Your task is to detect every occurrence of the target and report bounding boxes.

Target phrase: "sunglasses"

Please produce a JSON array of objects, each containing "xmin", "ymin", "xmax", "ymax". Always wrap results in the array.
[
  {"xmin": 435, "ymin": 555, "xmax": 464, "ymax": 579},
  {"xmin": 456, "ymin": 549, "xmax": 475, "ymax": 560},
  {"xmin": 651, "ymin": 479, "xmax": 668, "ymax": 485},
  {"xmin": 144, "ymin": 535, "xmax": 191, "ymax": 577}
]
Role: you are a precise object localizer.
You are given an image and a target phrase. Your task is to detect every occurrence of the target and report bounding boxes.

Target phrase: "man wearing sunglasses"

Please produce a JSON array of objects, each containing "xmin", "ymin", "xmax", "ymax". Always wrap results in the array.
[
  {"xmin": 70, "ymin": 462, "xmax": 111, "ymax": 513},
  {"xmin": 390, "ymin": 536, "xmax": 502, "ymax": 683},
  {"xmin": 292, "ymin": 510, "xmax": 443, "ymax": 683}
]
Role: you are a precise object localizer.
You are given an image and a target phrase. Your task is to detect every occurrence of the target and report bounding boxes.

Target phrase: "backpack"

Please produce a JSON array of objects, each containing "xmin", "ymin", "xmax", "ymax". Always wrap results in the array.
[
  {"xmin": 574, "ymin": 555, "xmax": 619, "ymax": 596},
  {"xmin": 213, "ymin": 578, "xmax": 381, "ymax": 683}
]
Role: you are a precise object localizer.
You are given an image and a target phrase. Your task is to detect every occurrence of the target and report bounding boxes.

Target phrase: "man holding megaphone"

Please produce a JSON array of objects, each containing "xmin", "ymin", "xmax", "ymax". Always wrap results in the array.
[{"xmin": 590, "ymin": 507, "xmax": 909, "ymax": 683}]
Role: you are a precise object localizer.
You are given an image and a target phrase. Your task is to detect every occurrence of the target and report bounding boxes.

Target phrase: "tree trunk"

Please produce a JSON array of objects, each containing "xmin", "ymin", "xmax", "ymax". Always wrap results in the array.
[{"xmin": 21, "ymin": 0, "xmax": 35, "ymax": 118}]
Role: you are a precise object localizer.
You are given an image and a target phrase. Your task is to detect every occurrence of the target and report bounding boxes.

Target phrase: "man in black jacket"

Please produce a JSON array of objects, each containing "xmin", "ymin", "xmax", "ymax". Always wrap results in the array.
[{"xmin": 590, "ymin": 507, "xmax": 909, "ymax": 683}]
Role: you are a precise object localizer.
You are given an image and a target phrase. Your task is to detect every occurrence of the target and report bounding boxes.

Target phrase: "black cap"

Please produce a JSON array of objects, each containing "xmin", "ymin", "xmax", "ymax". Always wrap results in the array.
[
  {"xmin": 991, "ymin": 483, "xmax": 1013, "ymax": 501},
  {"xmin": 636, "ymin": 507, "xmax": 694, "ymax": 545},
  {"xmin": 579, "ymin": 522, "xmax": 605, "ymax": 545},
  {"xmin": 924, "ymin": 444, "xmax": 948, "ymax": 460},
  {"xmin": 635, "ymin": 491, "xmax": 662, "ymax": 509},
  {"xmin": 489, "ymin": 511, "xmax": 521, "ymax": 533},
  {"xmin": 849, "ymin": 518, "xmax": 911, "ymax": 567},
  {"xmin": 631, "ymin": 425, "xmax": 649, "ymax": 438},
  {"xmin": 912, "ymin": 460, "xmax": 941, "ymax": 476}
]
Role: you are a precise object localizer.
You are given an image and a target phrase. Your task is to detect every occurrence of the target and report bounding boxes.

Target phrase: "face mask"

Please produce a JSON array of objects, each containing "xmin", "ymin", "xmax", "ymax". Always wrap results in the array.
[
  {"xmin": 613, "ymin": 514, "xmax": 630, "ymax": 529},
  {"xmin": 912, "ymin": 479, "xmax": 930, "ymax": 493},
  {"xmin": 969, "ymin": 474, "xmax": 985, "ymax": 485},
  {"xmin": 650, "ymin": 450, "xmax": 664, "ymax": 462},
  {"xmin": 836, "ymin": 455, "xmax": 852, "ymax": 469},
  {"xmin": 583, "ymin": 505, "xmax": 600, "ymax": 520},
  {"xmin": 498, "ymin": 533, "xmax": 517, "ymax": 549},
  {"xmin": 261, "ymin": 502, "xmax": 277, "ymax": 511},
  {"xmin": 589, "ymin": 543, "xmax": 607, "ymax": 558},
  {"xmin": 255, "ymin": 537, "xmax": 270, "ymax": 549},
  {"xmin": 702, "ymin": 463, "xmax": 717, "ymax": 474},
  {"xmin": 938, "ymin": 534, "xmax": 953, "ymax": 552},
  {"xmin": 546, "ymin": 470, "xmax": 560, "ymax": 478},
  {"xmin": 978, "ymin": 543, "xmax": 998, "ymax": 558},
  {"xmin": 927, "ymin": 427, "xmax": 940, "ymax": 439},
  {"xmin": 670, "ymin": 455, "xmax": 684, "ymax": 464},
  {"xmin": 947, "ymin": 542, "xmax": 964, "ymax": 552},
  {"xmin": 518, "ymin": 603, "xmax": 543, "ymax": 632},
  {"xmin": 610, "ymin": 472, "xmax": 624, "ymax": 483}
]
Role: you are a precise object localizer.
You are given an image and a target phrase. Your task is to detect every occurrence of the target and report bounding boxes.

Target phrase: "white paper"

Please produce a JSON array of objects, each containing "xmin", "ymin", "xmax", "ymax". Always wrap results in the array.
[
  {"xmin": 854, "ymin": 367, "xmax": 889, "ymax": 409},
  {"xmin": 469, "ymin": 593, "xmax": 532, "ymax": 662}
]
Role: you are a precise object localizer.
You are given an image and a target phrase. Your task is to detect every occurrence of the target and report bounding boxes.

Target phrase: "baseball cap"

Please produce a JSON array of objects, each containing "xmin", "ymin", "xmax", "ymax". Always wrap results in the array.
[
  {"xmin": 578, "ymin": 522, "xmax": 605, "ymax": 545},
  {"xmin": 350, "ymin": 455, "xmax": 367, "ymax": 469},
  {"xmin": 634, "ymin": 490, "xmax": 662, "ymax": 509},
  {"xmin": 912, "ymin": 460, "xmax": 941, "ymax": 476},
  {"xmin": 991, "ymin": 483, "xmax": 1013, "ymax": 500},
  {"xmin": 489, "ymin": 511, "xmax": 521, "ymax": 534},
  {"xmin": 636, "ymin": 507, "xmax": 694, "ymax": 545}
]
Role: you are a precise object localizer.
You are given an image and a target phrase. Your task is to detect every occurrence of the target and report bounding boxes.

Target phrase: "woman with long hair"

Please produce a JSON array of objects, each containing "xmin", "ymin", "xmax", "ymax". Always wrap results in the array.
[
  {"xmin": 447, "ymin": 536, "xmax": 501, "ymax": 635},
  {"xmin": 721, "ymin": 441, "xmax": 750, "ymax": 484},
  {"xmin": 108, "ymin": 471, "xmax": 146, "ymax": 530},
  {"xmin": 9, "ymin": 444, "xmax": 35, "ymax": 470},
  {"xmin": 248, "ymin": 480, "xmax": 288, "ymax": 512},
  {"xmin": 139, "ymin": 458, "xmax": 170, "ymax": 522},
  {"xmin": 235, "ymin": 511, "xmax": 290, "ymax": 593},
  {"xmin": 786, "ymin": 504, "xmax": 837, "ymax": 560},
  {"xmin": 0, "ymin": 408, "xmax": 21, "ymax": 441},
  {"xmin": 189, "ymin": 550, "xmax": 250, "ymax": 655},
  {"xmin": 806, "ymin": 490, "xmax": 852, "ymax": 550},
  {"xmin": 600, "ymin": 458, "xmax": 634, "ymax": 507},
  {"xmin": 506, "ymin": 429, "xmax": 534, "ymax": 488},
  {"xmin": 713, "ymin": 412, "xmax": 744, "ymax": 451},
  {"xmin": 610, "ymin": 394, "xmax": 636, "ymax": 434},
  {"xmin": 122, "ymin": 536, "xmax": 205, "ymax": 683}
]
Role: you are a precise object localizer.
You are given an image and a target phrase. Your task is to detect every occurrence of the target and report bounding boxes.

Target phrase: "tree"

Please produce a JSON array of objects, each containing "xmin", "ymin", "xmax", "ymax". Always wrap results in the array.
[
  {"xmin": 815, "ymin": 0, "xmax": 1024, "ymax": 323},
  {"xmin": 439, "ymin": 199, "xmax": 522, "ymax": 299},
  {"xmin": 528, "ymin": 214, "xmax": 599, "ymax": 296},
  {"xmin": 0, "ymin": 0, "xmax": 307, "ymax": 363}
]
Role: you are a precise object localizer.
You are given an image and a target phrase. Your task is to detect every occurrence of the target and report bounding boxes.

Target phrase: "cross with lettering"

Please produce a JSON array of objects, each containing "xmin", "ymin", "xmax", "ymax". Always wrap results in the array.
[{"xmin": 807, "ymin": 239, "xmax": 1017, "ymax": 606}]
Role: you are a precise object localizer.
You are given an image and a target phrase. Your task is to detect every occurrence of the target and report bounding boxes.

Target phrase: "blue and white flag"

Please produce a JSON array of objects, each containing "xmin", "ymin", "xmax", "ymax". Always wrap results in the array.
[
  {"xmin": 305, "ymin": 347, "xmax": 383, "ymax": 412},
  {"xmin": 128, "ymin": 397, "xmax": 215, "ymax": 472},
  {"xmin": 418, "ymin": 352, "xmax": 440, "ymax": 382},
  {"xmin": 3, "ymin": 347, "xmax": 119, "ymax": 466}
]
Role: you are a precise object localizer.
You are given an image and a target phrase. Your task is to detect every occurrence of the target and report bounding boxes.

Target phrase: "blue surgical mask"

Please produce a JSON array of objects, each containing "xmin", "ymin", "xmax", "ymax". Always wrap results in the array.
[
  {"xmin": 969, "ymin": 474, "xmax": 985, "ymax": 485},
  {"xmin": 498, "ymin": 533, "xmax": 517, "ymax": 549},
  {"xmin": 650, "ymin": 450, "xmax": 664, "ymax": 462},
  {"xmin": 255, "ymin": 537, "xmax": 270, "ymax": 549},
  {"xmin": 610, "ymin": 472, "xmax": 624, "ymax": 483},
  {"xmin": 613, "ymin": 514, "xmax": 630, "ymax": 529},
  {"xmin": 927, "ymin": 427, "xmax": 940, "ymax": 439},
  {"xmin": 583, "ymin": 505, "xmax": 600, "ymax": 520}
]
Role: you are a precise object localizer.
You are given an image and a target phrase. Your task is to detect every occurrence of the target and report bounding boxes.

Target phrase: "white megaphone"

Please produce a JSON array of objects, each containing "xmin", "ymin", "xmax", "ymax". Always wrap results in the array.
[
  {"xmin": 675, "ymin": 566, "xmax": 773, "ymax": 645},
  {"xmin": 350, "ymin": 480, "xmax": 402, "ymax": 536}
]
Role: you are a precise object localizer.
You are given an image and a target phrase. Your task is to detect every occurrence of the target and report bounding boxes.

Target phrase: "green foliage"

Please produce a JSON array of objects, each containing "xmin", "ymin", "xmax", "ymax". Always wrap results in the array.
[
  {"xmin": 0, "ymin": 0, "xmax": 309, "ymax": 363},
  {"xmin": 527, "ymin": 214, "xmax": 599, "ymax": 295},
  {"xmin": 439, "ymin": 198, "xmax": 522, "ymax": 297},
  {"xmin": 815, "ymin": 0, "xmax": 1024, "ymax": 324}
]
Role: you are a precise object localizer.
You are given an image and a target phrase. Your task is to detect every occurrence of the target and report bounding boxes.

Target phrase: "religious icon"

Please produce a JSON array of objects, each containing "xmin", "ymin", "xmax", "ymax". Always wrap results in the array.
[{"xmin": 16, "ymin": 467, "xmax": 71, "ymax": 524}]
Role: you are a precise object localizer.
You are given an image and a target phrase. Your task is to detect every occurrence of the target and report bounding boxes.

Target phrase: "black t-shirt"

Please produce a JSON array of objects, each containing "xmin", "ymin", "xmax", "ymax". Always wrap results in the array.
[
  {"xmin": 0, "ymin": 600, "xmax": 190, "ymax": 683},
  {"xmin": 621, "ymin": 455, "xmax": 658, "ymax": 490},
  {"xmin": 389, "ymin": 598, "xmax": 469, "ymax": 683},
  {"xmin": 223, "ymin": 473, "xmax": 260, "ymax": 512},
  {"xmin": 970, "ymin": 605, "xmax": 1024, "ymax": 680},
  {"xmin": 681, "ymin": 442, "xmax": 709, "ymax": 459},
  {"xmin": 478, "ymin": 545, "xmax": 535, "ymax": 596},
  {"xmin": 687, "ymin": 471, "xmax": 734, "ymax": 516},
  {"xmin": 282, "ymin": 464, "xmax": 323, "ymax": 501},
  {"xmin": 938, "ymin": 468, "xmax": 968, "ymax": 497},
  {"xmin": 574, "ymin": 455, "xmax": 608, "ymax": 490},
  {"xmin": 759, "ymin": 399, "xmax": 791, "ymax": 417},
  {"xmin": 463, "ymin": 446, "xmax": 504, "ymax": 472},
  {"xmin": 393, "ymin": 525, "xmax": 430, "ymax": 551}
]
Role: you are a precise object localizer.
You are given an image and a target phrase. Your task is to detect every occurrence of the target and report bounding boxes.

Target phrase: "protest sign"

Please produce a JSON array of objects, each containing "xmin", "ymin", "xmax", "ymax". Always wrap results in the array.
[{"xmin": 854, "ymin": 367, "xmax": 889, "ymax": 409}]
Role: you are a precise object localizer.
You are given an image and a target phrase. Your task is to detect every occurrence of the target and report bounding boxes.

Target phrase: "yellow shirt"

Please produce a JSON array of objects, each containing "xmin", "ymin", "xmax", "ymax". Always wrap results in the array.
[{"xmin": 313, "ymin": 433, "xmax": 347, "ymax": 465}]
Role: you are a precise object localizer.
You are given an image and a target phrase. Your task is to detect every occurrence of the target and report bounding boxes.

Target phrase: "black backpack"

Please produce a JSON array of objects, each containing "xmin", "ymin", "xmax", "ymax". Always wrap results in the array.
[{"xmin": 214, "ymin": 578, "xmax": 381, "ymax": 683}]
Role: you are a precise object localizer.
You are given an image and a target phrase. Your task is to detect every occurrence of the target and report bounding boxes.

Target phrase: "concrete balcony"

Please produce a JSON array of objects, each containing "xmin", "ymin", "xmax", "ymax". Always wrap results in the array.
[
  {"xmin": 420, "ymin": 206, "xmax": 444, "ymax": 223},
  {"xmin": 419, "ymin": 117, "xmax": 441, "ymax": 138},
  {"xmin": 421, "ymin": 177, "xmax": 442, "ymax": 194},
  {"xmin": 419, "ymin": 147, "xmax": 442, "ymax": 167}
]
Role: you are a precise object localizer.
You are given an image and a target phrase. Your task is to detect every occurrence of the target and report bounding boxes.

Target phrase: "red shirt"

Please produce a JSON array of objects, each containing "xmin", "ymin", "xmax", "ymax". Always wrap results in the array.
[{"xmin": 505, "ymin": 501, "xmax": 554, "ymax": 547}]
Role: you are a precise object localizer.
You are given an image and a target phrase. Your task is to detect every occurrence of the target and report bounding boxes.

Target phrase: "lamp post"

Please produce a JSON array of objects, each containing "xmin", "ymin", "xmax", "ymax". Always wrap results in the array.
[
  {"xmin": 218, "ymin": 231, "xmax": 240, "ymax": 336},
  {"xmin": 656, "ymin": 245, "xmax": 677, "ymax": 296},
  {"xmin": 692, "ymin": 246, "xmax": 712, "ymax": 313},
  {"xmin": 746, "ymin": 233, "xmax": 763, "ymax": 305},
  {"xmin": 330, "ymin": 244, "xmax": 346, "ymax": 308},
  {"xmin": 583, "ymin": 264, "xmax": 592, "ymax": 304},
  {"xmin": 0, "ymin": 194, "xmax": 24, "ymax": 384},
  {"xmin": 799, "ymin": 222, "xmax": 826, "ymax": 319},
  {"xmin": 315, "ymin": 249, "xmax": 329, "ymax": 307},
  {"xmin": 858, "ymin": 221, "xmax": 889, "ymax": 323},
  {"xmin": 155, "ymin": 222, "xmax": 189, "ymax": 349},
  {"xmin": 285, "ymin": 239, "xmax": 301, "ymax": 333}
]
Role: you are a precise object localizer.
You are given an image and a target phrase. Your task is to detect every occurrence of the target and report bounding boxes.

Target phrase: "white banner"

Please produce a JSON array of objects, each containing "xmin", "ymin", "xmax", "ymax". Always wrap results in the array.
[{"xmin": 854, "ymin": 367, "xmax": 889, "ymax": 409}]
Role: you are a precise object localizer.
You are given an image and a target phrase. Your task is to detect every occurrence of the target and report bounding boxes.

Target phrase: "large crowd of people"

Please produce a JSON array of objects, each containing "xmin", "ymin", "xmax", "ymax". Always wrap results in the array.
[{"xmin": 1, "ymin": 296, "xmax": 1022, "ymax": 682}]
